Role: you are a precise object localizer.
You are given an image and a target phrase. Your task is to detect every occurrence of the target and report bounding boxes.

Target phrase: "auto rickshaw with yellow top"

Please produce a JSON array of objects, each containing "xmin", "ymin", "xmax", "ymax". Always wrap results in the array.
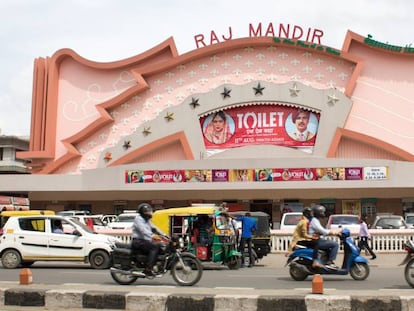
[{"xmin": 152, "ymin": 204, "xmax": 241, "ymax": 269}]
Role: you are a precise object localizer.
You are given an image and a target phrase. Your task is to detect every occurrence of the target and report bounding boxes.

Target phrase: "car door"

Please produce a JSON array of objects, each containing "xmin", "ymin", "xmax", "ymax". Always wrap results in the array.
[
  {"xmin": 14, "ymin": 217, "xmax": 49, "ymax": 259},
  {"xmin": 47, "ymin": 218, "xmax": 86, "ymax": 260}
]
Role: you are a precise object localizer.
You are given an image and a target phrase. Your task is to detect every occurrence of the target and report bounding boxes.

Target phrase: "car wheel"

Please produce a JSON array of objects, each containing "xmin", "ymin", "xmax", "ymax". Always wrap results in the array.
[
  {"xmin": 1, "ymin": 249, "xmax": 22, "ymax": 269},
  {"xmin": 89, "ymin": 250, "xmax": 111, "ymax": 269}
]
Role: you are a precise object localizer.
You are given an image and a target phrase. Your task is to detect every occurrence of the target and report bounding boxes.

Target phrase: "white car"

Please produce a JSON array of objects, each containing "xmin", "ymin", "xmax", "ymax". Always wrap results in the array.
[
  {"xmin": 107, "ymin": 213, "xmax": 137, "ymax": 230},
  {"xmin": 326, "ymin": 214, "xmax": 360, "ymax": 233},
  {"xmin": 0, "ymin": 215, "xmax": 119, "ymax": 269},
  {"xmin": 280, "ymin": 212, "xmax": 303, "ymax": 232},
  {"xmin": 69, "ymin": 215, "xmax": 108, "ymax": 232}
]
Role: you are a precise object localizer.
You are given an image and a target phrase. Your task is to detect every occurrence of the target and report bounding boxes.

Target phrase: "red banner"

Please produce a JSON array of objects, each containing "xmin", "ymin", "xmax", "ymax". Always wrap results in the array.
[{"xmin": 200, "ymin": 104, "xmax": 319, "ymax": 150}]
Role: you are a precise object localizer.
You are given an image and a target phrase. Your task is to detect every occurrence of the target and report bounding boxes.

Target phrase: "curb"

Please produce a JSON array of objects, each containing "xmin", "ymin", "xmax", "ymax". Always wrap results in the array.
[{"xmin": 2, "ymin": 287, "xmax": 414, "ymax": 310}]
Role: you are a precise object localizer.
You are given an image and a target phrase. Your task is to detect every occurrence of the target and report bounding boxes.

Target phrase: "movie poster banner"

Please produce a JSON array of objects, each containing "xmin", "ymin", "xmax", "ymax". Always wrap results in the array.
[
  {"xmin": 272, "ymin": 168, "xmax": 317, "ymax": 181},
  {"xmin": 124, "ymin": 166, "xmax": 388, "ymax": 183},
  {"xmin": 229, "ymin": 169, "xmax": 255, "ymax": 182},
  {"xmin": 200, "ymin": 104, "xmax": 320, "ymax": 150}
]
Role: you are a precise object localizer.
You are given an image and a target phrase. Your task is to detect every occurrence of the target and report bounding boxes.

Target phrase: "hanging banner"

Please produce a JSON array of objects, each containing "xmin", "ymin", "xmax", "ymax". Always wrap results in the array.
[
  {"xmin": 272, "ymin": 168, "xmax": 317, "ymax": 181},
  {"xmin": 200, "ymin": 104, "xmax": 320, "ymax": 150}
]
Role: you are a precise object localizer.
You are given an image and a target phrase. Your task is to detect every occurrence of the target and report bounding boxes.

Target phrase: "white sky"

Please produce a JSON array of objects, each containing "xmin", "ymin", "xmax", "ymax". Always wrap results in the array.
[{"xmin": 0, "ymin": 0, "xmax": 412, "ymax": 136}]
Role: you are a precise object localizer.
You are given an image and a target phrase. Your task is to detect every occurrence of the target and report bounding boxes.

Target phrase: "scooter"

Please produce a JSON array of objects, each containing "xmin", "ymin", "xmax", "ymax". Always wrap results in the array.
[
  {"xmin": 286, "ymin": 228, "xmax": 370, "ymax": 281},
  {"xmin": 399, "ymin": 240, "xmax": 414, "ymax": 287}
]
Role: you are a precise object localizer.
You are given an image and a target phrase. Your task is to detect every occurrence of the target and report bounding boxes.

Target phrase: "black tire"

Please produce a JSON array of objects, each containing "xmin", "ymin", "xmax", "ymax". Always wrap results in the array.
[
  {"xmin": 110, "ymin": 269, "xmax": 139, "ymax": 285},
  {"xmin": 89, "ymin": 250, "xmax": 111, "ymax": 269},
  {"xmin": 350, "ymin": 262, "xmax": 370, "ymax": 280},
  {"xmin": 289, "ymin": 265, "xmax": 308, "ymax": 281},
  {"xmin": 1, "ymin": 249, "xmax": 22, "ymax": 269},
  {"xmin": 404, "ymin": 259, "xmax": 414, "ymax": 288},
  {"xmin": 171, "ymin": 254, "xmax": 203, "ymax": 286},
  {"xmin": 227, "ymin": 256, "xmax": 241, "ymax": 270}
]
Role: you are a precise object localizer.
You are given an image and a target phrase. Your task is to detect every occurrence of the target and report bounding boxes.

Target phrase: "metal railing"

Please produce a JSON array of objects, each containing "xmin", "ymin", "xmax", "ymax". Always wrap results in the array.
[
  {"xmin": 101, "ymin": 228, "xmax": 414, "ymax": 253},
  {"xmin": 270, "ymin": 229, "xmax": 414, "ymax": 253}
]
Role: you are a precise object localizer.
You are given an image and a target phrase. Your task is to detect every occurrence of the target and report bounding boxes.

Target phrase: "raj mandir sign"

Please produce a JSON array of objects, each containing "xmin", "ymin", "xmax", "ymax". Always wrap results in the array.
[{"xmin": 194, "ymin": 22, "xmax": 324, "ymax": 48}]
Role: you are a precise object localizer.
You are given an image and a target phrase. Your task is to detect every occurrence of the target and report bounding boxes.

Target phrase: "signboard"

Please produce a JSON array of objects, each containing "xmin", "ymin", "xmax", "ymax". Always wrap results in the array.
[
  {"xmin": 125, "ymin": 166, "xmax": 388, "ymax": 184},
  {"xmin": 199, "ymin": 104, "xmax": 319, "ymax": 151}
]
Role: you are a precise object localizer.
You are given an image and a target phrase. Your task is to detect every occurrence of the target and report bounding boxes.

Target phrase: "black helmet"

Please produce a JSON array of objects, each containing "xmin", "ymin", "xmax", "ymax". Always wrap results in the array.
[
  {"xmin": 137, "ymin": 203, "xmax": 153, "ymax": 220},
  {"xmin": 303, "ymin": 207, "xmax": 313, "ymax": 219},
  {"xmin": 312, "ymin": 205, "xmax": 326, "ymax": 218}
]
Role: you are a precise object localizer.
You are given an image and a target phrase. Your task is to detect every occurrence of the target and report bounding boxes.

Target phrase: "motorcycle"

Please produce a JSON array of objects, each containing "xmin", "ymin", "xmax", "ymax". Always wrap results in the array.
[
  {"xmin": 110, "ymin": 235, "xmax": 203, "ymax": 286},
  {"xmin": 399, "ymin": 240, "xmax": 414, "ymax": 287},
  {"xmin": 286, "ymin": 228, "xmax": 370, "ymax": 281}
]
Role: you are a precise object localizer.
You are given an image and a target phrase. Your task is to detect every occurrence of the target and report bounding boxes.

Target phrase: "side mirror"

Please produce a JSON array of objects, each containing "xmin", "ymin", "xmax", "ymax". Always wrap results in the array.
[{"xmin": 72, "ymin": 230, "xmax": 82, "ymax": 236}]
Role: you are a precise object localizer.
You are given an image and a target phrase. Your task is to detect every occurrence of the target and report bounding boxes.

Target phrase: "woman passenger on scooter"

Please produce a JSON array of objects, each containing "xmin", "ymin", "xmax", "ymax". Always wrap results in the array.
[
  {"xmin": 288, "ymin": 207, "xmax": 314, "ymax": 253},
  {"xmin": 309, "ymin": 205, "xmax": 340, "ymax": 269}
]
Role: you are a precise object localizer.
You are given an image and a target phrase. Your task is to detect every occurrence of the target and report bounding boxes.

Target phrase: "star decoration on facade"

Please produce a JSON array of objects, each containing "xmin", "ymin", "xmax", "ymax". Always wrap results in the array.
[
  {"xmin": 327, "ymin": 94, "xmax": 339, "ymax": 105},
  {"xmin": 142, "ymin": 127, "xmax": 152, "ymax": 136},
  {"xmin": 164, "ymin": 112, "xmax": 174, "ymax": 122},
  {"xmin": 253, "ymin": 83, "xmax": 265, "ymax": 95},
  {"xmin": 104, "ymin": 152, "xmax": 112, "ymax": 161},
  {"xmin": 221, "ymin": 87, "xmax": 231, "ymax": 99},
  {"xmin": 289, "ymin": 83, "xmax": 301, "ymax": 97},
  {"xmin": 189, "ymin": 97, "xmax": 200, "ymax": 109},
  {"xmin": 123, "ymin": 140, "xmax": 131, "ymax": 150}
]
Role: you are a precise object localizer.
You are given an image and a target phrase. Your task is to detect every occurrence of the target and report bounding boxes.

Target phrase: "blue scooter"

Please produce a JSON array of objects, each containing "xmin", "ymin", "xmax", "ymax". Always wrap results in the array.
[{"xmin": 286, "ymin": 228, "xmax": 369, "ymax": 281}]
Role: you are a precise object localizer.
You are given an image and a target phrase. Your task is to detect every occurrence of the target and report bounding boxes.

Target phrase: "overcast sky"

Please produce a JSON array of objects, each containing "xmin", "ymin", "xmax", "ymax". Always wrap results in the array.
[{"xmin": 0, "ymin": 0, "xmax": 412, "ymax": 136}]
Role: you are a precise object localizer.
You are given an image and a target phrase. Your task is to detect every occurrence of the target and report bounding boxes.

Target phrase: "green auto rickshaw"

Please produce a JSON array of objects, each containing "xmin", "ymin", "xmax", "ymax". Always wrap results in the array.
[{"xmin": 152, "ymin": 204, "xmax": 241, "ymax": 269}]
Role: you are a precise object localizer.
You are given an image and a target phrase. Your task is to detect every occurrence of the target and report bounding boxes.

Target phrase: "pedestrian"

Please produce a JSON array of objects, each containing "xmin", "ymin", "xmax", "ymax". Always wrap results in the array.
[
  {"xmin": 237, "ymin": 212, "xmax": 257, "ymax": 267},
  {"xmin": 358, "ymin": 214, "xmax": 376, "ymax": 260}
]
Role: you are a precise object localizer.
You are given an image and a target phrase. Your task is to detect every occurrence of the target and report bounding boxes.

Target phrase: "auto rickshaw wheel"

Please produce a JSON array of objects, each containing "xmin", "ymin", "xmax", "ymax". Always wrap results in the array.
[{"xmin": 227, "ymin": 256, "xmax": 241, "ymax": 270}]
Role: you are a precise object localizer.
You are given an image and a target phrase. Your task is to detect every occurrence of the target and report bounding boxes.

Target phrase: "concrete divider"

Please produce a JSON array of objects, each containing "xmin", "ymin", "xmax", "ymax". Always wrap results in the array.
[{"xmin": 2, "ymin": 287, "xmax": 414, "ymax": 310}]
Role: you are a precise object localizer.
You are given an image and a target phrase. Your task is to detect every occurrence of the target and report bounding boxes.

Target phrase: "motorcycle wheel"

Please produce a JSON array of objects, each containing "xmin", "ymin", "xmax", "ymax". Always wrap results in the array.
[
  {"xmin": 227, "ymin": 256, "xmax": 242, "ymax": 270},
  {"xmin": 289, "ymin": 264, "xmax": 308, "ymax": 281},
  {"xmin": 171, "ymin": 255, "xmax": 203, "ymax": 286},
  {"xmin": 350, "ymin": 262, "xmax": 370, "ymax": 280},
  {"xmin": 404, "ymin": 259, "xmax": 414, "ymax": 288},
  {"xmin": 110, "ymin": 269, "xmax": 139, "ymax": 285}
]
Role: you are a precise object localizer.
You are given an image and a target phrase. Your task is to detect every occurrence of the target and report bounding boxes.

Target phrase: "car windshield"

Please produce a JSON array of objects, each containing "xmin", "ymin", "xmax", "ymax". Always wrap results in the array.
[
  {"xmin": 331, "ymin": 216, "xmax": 359, "ymax": 225},
  {"xmin": 116, "ymin": 215, "xmax": 136, "ymax": 222},
  {"xmin": 406, "ymin": 216, "xmax": 414, "ymax": 224},
  {"xmin": 69, "ymin": 218, "xmax": 95, "ymax": 234},
  {"xmin": 376, "ymin": 218, "xmax": 405, "ymax": 228},
  {"xmin": 284, "ymin": 214, "xmax": 302, "ymax": 225}
]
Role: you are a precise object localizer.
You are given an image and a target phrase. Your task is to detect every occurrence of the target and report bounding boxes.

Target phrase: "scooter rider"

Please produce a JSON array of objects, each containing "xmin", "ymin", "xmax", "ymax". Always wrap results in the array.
[
  {"xmin": 131, "ymin": 203, "xmax": 166, "ymax": 276},
  {"xmin": 309, "ymin": 205, "xmax": 340, "ymax": 268}
]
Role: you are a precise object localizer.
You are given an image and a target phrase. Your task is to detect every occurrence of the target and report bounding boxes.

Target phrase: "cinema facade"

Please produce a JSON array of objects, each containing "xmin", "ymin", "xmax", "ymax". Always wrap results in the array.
[{"xmin": 6, "ymin": 27, "xmax": 414, "ymax": 225}]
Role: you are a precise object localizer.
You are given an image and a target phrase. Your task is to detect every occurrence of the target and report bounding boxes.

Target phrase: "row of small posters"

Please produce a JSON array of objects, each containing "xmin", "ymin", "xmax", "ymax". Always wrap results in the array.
[{"xmin": 125, "ymin": 167, "xmax": 388, "ymax": 183}]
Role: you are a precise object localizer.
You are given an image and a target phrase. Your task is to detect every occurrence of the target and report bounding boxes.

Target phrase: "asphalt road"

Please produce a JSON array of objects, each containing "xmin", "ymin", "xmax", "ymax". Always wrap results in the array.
[{"xmin": 0, "ymin": 253, "xmax": 411, "ymax": 291}]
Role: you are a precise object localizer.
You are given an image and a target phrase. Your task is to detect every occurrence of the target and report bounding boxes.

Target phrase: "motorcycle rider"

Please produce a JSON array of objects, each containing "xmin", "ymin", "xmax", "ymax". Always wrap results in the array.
[
  {"xmin": 309, "ymin": 205, "xmax": 340, "ymax": 268},
  {"xmin": 131, "ymin": 203, "xmax": 166, "ymax": 276},
  {"xmin": 288, "ymin": 207, "xmax": 314, "ymax": 253}
]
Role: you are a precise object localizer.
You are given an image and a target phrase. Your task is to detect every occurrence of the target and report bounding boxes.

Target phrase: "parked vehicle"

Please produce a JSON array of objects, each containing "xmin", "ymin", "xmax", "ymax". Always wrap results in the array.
[
  {"xmin": 229, "ymin": 211, "xmax": 272, "ymax": 261},
  {"xmin": 69, "ymin": 215, "xmax": 108, "ymax": 232},
  {"xmin": 280, "ymin": 212, "xmax": 302, "ymax": 232},
  {"xmin": 404, "ymin": 213, "xmax": 414, "ymax": 228},
  {"xmin": 100, "ymin": 214, "xmax": 117, "ymax": 225},
  {"xmin": 286, "ymin": 228, "xmax": 370, "ymax": 281},
  {"xmin": 326, "ymin": 214, "xmax": 360, "ymax": 233},
  {"xmin": 57, "ymin": 210, "xmax": 90, "ymax": 217},
  {"xmin": 107, "ymin": 212, "xmax": 137, "ymax": 230},
  {"xmin": 399, "ymin": 240, "xmax": 414, "ymax": 287},
  {"xmin": 110, "ymin": 235, "xmax": 203, "ymax": 286},
  {"xmin": 372, "ymin": 215, "xmax": 409, "ymax": 229},
  {"xmin": 0, "ymin": 215, "xmax": 119, "ymax": 269},
  {"xmin": 152, "ymin": 204, "xmax": 241, "ymax": 269}
]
